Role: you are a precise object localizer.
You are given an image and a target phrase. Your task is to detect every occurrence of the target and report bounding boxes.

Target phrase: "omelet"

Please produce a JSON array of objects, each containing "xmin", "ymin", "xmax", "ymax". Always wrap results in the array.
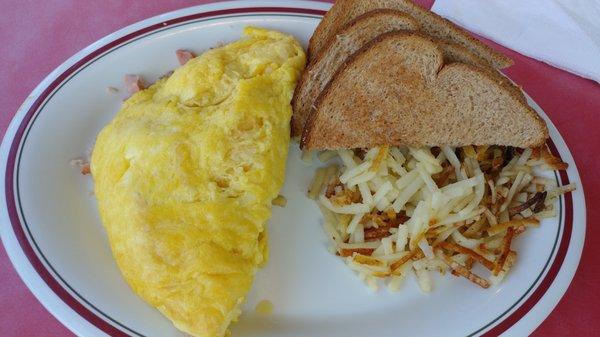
[{"xmin": 91, "ymin": 27, "xmax": 305, "ymax": 337}]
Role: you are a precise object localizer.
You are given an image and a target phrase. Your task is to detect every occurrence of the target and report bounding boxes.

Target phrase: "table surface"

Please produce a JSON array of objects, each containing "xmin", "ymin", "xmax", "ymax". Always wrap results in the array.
[{"xmin": 1, "ymin": 0, "xmax": 598, "ymax": 336}]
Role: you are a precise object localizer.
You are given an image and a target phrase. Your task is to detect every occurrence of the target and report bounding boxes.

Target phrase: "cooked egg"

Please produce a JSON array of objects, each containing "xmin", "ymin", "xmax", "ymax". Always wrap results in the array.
[
  {"xmin": 91, "ymin": 27, "xmax": 305, "ymax": 337},
  {"xmin": 254, "ymin": 300, "xmax": 274, "ymax": 315}
]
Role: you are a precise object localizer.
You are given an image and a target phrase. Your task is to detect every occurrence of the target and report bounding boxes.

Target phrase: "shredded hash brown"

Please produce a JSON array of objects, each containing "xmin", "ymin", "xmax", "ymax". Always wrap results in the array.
[{"xmin": 309, "ymin": 145, "xmax": 575, "ymax": 292}]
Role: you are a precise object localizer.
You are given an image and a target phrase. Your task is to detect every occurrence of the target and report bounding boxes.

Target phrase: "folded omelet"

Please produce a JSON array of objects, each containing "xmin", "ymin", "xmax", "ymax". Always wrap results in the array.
[{"xmin": 91, "ymin": 27, "xmax": 305, "ymax": 337}]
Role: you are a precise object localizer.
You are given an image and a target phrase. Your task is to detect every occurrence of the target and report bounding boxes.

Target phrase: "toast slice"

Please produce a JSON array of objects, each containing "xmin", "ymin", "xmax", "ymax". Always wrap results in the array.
[
  {"xmin": 292, "ymin": 9, "xmax": 517, "ymax": 138},
  {"xmin": 291, "ymin": 9, "xmax": 420, "ymax": 137},
  {"xmin": 309, "ymin": 0, "xmax": 512, "ymax": 69},
  {"xmin": 301, "ymin": 32, "xmax": 547, "ymax": 150}
]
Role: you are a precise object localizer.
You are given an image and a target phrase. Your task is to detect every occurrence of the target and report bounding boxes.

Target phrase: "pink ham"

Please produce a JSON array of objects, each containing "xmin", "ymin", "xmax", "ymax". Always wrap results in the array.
[
  {"xmin": 80, "ymin": 163, "xmax": 91, "ymax": 175},
  {"xmin": 176, "ymin": 49, "xmax": 196, "ymax": 65},
  {"xmin": 123, "ymin": 74, "xmax": 145, "ymax": 95}
]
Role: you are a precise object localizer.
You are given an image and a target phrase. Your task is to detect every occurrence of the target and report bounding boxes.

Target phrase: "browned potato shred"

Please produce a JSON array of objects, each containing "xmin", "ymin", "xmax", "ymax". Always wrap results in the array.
[
  {"xmin": 390, "ymin": 250, "xmax": 424, "ymax": 272},
  {"xmin": 494, "ymin": 227, "xmax": 516, "ymax": 276},
  {"xmin": 339, "ymin": 248, "xmax": 375, "ymax": 257},
  {"xmin": 439, "ymin": 251, "xmax": 490, "ymax": 289},
  {"xmin": 439, "ymin": 242, "xmax": 495, "ymax": 271}
]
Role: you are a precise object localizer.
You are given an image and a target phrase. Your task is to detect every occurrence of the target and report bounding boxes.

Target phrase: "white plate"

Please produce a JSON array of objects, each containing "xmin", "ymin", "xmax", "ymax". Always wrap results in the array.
[{"xmin": 0, "ymin": 1, "xmax": 586, "ymax": 336}]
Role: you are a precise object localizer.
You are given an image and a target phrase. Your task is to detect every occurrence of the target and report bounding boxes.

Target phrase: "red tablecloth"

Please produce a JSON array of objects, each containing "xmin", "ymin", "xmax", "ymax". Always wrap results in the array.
[{"xmin": 1, "ymin": 1, "xmax": 598, "ymax": 336}]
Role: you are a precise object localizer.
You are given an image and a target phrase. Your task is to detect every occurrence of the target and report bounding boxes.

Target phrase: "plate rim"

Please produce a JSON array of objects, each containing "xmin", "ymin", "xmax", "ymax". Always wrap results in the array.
[{"xmin": 0, "ymin": 1, "xmax": 586, "ymax": 336}]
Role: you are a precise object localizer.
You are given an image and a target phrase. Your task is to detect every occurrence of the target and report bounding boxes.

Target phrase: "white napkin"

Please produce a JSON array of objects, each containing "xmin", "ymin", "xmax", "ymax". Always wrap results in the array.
[{"xmin": 432, "ymin": 0, "xmax": 600, "ymax": 83}]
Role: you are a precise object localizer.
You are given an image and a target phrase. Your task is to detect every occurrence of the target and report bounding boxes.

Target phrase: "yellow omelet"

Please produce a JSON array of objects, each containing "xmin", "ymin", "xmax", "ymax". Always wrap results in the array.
[{"xmin": 91, "ymin": 27, "xmax": 305, "ymax": 337}]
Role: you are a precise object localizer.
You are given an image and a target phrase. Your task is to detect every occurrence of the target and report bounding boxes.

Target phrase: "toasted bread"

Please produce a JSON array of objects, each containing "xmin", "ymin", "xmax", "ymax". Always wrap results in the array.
[
  {"xmin": 292, "ymin": 9, "xmax": 516, "ymax": 138},
  {"xmin": 291, "ymin": 9, "xmax": 420, "ymax": 137},
  {"xmin": 308, "ymin": 0, "xmax": 512, "ymax": 69},
  {"xmin": 301, "ymin": 32, "xmax": 547, "ymax": 150}
]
